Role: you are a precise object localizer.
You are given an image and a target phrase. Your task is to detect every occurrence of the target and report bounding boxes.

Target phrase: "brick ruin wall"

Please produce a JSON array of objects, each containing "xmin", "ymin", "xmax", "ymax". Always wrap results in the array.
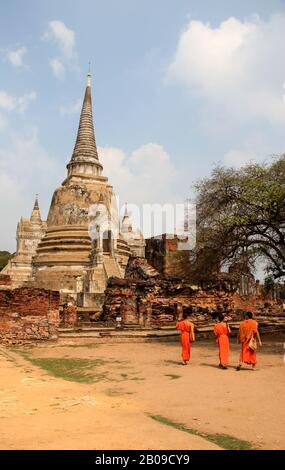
[
  {"xmin": 102, "ymin": 277, "xmax": 284, "ymax": 327},
  {"xmin": 0, "ymin": 288, "xmax": 60, "ymax": 345},
  {"xmin": 102, "ymin": 278, "xmax": 235, "ymax": 327},
  {"xmin": 145, "ymin": 236, "xmax": 191, "ymax": 278},
  {"xmin": 0, "ymin": 274, "xmax": 12, "ymax": 289}
]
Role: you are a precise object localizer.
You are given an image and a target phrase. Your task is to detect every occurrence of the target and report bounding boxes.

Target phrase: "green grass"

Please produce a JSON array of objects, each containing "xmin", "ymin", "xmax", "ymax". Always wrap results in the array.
[
  {"xmin": 15, "ymin": 350, "xmax": 108, "ymax": 384},
  {"xmin": 8, "ymin": 348, "xmax": 144, "ymax": 384},
  {"xmin": 30, "ymin": 357, "xmax": 108, "ymax": 383},
  {"xmin": 149, "ymin": 415, "xmax": 253, "ymax": 450},
  {"xmin": 165, "ymin": 374, "xmax": 181, "ymax": 380}
]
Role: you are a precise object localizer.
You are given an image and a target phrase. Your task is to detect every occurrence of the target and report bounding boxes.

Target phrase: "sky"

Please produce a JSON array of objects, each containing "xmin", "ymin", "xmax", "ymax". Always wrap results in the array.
[{"xmin": 0, "ymin": 0, "xmax": 285, "ymax": 251}]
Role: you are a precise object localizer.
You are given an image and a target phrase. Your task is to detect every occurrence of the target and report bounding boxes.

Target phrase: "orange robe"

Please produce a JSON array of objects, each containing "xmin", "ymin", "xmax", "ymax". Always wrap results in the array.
[
  {"xmin": 239, "ymin": 319, "xmax": 258, "ymax": 365},
  {"xmin": 176, "ymin": 320, "xmax": 194, "ymax": 362},
  {"xmin": 214, "ymin": 322, "xmax": 230, "ymax": 366}
]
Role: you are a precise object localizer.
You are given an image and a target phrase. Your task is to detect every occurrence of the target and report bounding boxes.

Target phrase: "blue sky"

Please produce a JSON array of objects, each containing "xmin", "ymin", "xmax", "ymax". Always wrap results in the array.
[{"xmin": 0, "ymin": 0, "xmax": 285, "ymax": 250}]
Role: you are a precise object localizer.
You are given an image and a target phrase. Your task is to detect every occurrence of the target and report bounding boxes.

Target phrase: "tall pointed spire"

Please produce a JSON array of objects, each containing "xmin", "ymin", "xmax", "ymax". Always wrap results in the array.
[
  {"xmin": 30, "ymin": 194, "xmax": 42, "ymax": 224},
  {"xmin": 66, "ymin": 70, "xmax": 103, "ymax": 182},
  {"xmin": 121, "ymin": 203, "xmax": 132, "ymax": 233},
  {"xmin": 71, "ymin": 71, "xmax": 99, "ymax": 162},
  {"xmin": 33, "ymin": 193, "xmax": 39, "ymax": 210}
]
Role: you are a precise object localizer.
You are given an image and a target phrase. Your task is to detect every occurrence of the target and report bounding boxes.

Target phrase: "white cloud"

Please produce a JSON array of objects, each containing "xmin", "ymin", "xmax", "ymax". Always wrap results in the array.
[
  {"xmin": 0, "ymin": 91, "xmax": 16, "ymax": 111},
  {"xmin": 99, "ymin": 143, "xmax": 181, "ymax": 206},
  {"xmin": 49, "ymin": 58, "xmax": 65, "ymax": 79},
  {"xmin": 0, "ymin": 128, "xmax": 62, "ymax": 251},
  {"xmin": 168, "ymin": 14, "xmax": 285, "ymax": 125},
  {"xmin": 223, "ymin": 131, "xmax": 281, "ymax": 168},
  {"xmin": 18, "ymin": 91, "xmax": 37, "ymax": 113},
  {"xmin": 44, "ymin": 20, "xmax": 76, "ymax": 59},
  {"xmin": 0, "ymin": 112, "xmax": 8, "ymax": 131},
  {"xmin": 44, "ymin": 21, "xmax": 77, "ymax": 80},
  {"xmin": 99, "ymin": 143, "xmax": 184, "ymax": 237},
  {"xmin": 0, "ymin": 128, "xmax": 57, "ymax": 182},
  {"xmin": 7, "ymin": 46, "xmax": 27, "ymax": 67},
  {"xmin": 224, "ymin": 149, "xmax": 253, "ymax": 168},
  {"xmin": 0, "ymin": 90, "xmax": 36, "ymax": 113},
  {"xmin": 60, "ymin": 99, "xmax": 81, "ymax": 116}
]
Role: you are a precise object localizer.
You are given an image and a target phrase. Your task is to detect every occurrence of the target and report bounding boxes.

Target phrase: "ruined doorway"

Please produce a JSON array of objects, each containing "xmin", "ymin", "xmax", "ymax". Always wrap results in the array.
[{"xmin": 103, "ymin": 230, "xmax": 113, "ymax": 253}]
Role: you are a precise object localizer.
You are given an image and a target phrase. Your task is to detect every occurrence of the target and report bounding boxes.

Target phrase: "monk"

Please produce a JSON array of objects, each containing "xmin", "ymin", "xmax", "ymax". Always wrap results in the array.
[
  {"xmin": 214, "ymin": 313, "xmax": 231, "ymax": 369},
  {"xmin": 176, "ymin": 312, "xmax": 195, "ymax": 365},
  {"xmin": 237, "ymin": 311, "xmax": 262, "ymax": 371}
]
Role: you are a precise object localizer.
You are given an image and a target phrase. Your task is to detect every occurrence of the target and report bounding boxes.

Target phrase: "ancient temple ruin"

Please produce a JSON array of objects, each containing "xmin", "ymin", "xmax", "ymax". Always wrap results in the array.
[
  {"xmin": 1, "ymin": 73, "xmax": 284, "ymax": 343},
  {"xmin": 4, "ymin": 73, "xmax": 144, "ymax": 305},
  {"xmin": 3, "ymin": 196, "xmax": 46, "ymax": 287}
]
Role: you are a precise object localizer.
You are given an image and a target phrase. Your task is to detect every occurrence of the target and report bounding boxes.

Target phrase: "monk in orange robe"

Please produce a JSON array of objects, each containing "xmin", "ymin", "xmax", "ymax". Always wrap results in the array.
[
  {"xmin": 176, "ymin": 313, "xmax": 195, "ymax": 365},
  {"xmin": 214, "ymin": 313, "xmax": 231, "ymax": 369},
  {"xmin": 237, "ymin": 311, "xmax": 262, "ymax": 371}
]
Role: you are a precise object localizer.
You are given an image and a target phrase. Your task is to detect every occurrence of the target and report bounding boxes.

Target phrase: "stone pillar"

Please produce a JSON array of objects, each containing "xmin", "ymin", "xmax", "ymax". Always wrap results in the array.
[
  {"xmin": 90, "ymin": 225, "xmax": 103, "ymax": 266},
  {"xmin": 76, "ymin": 276, "xmax": 83, "ymax": 293},
  {"xmin": 175, "ymin": 302, "xmax": 183, "ymax": 321},
  {"xmin": 138, "ymin": 299, "xmax": 146, "ymax": 327},
  {"xmin": 145, "ymin": 302, "xmax": 152, "ymax": 327}
]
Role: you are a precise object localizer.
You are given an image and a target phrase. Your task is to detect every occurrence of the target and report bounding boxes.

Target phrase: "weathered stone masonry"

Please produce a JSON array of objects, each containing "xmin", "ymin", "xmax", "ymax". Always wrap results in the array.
[
  {"xmin": 0, "ymin": 288, "xmax": 60, "ymax": 344},
  {"xmin": 102, "ymin": 277, "xmax": 241, "ymax": 327}
]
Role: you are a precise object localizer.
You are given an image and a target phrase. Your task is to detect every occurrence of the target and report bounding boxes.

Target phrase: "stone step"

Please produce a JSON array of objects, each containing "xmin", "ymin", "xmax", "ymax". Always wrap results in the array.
[{"xmin": 103, "ymin": 255, "xmax": 122, "ymax": 279}]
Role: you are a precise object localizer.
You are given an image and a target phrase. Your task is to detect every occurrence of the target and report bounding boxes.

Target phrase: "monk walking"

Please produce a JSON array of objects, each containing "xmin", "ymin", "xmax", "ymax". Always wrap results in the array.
[
  {"xmin": 176, "ymin": 312, "xmax": 195, "ymax": 365},
  {"xmin": 237, "ymin": 311, "xmax": 262, "ymax": 371},
  {"xmin": 214, "ymin": 313, "xmax": 231, "ymax": 369}
]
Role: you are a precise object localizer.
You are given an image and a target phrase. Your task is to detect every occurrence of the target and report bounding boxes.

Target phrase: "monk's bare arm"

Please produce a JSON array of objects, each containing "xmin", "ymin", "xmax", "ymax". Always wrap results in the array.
[
  {"xmin": 191, "ymin": 325, "xmax": 195, "ymax": 342},
  {"xmin": 256, "ymin": 330, "xmax": 262, "ymax": 346}
]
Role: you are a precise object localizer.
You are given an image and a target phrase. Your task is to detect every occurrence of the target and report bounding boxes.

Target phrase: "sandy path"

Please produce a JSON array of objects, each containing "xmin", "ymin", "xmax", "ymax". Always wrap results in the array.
[{"xmin": 0, "ymin": 335, "xmax": 284, "ymax": 450}]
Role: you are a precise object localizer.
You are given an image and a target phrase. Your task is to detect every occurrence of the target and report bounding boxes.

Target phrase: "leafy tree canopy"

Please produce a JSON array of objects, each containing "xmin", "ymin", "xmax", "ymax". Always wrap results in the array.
[{"xmin": 192, "ymin": 155, "xmax": 285, "ymax": 281}]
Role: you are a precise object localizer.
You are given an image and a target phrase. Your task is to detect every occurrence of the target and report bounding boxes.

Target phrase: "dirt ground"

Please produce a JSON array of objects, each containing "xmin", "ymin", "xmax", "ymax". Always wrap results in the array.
[{"xmin": 0, "ymin": 334, "xmax": 284, "ymax": 450}]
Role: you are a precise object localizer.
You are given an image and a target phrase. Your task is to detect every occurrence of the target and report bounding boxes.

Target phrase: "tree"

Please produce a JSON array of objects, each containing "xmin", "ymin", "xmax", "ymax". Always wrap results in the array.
[
  {"xmin": 0, "ymin": 251, "xmax": 12, "ymax": 271},
  {"xmin": 192, "ymin": 155, "xmax": 285, "ymax": 281}
]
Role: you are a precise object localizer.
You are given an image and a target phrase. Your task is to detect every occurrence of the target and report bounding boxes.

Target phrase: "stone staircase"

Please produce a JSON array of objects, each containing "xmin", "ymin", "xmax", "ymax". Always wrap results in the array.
[
  {"xmin": 87, "ymin": 265, "xmax": 107, "ymax": 293},
  {"xmin": 103, "ymin": 254, "xmax": 122, "ymax": 279}
]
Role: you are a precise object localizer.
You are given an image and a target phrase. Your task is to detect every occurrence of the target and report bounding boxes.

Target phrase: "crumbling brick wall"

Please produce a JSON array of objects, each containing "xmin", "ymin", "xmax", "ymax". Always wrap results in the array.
[
  {"xmin": 0, "ymin": 274, "xmax": 12, "ymax": 290},
  {"xmin": 0, "ymin": 288, "xmax": 60, "ymax": 344},
  {"xmin": 61, "ymin": 302, "xmax": 77, "ymax": 326},
  {"xmin": 145, "ymin": 235, "xmax": 191, "ymax": 278},
  {"xmin": 102, "ymin": 276, "xmax": 284, "ymax": 327},
  {"xmin": 102, "ymin": 278, "xmax": 243, "ymax": 327}
]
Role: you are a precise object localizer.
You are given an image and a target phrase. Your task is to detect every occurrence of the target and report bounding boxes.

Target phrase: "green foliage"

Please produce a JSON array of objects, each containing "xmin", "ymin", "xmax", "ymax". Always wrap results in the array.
[
  {"xmin": 149, "ymin": 414, "xmax": 254, "ymax": 450},
  {"xmin": 192, "ymin": 155, "xmax": 285, "ymax": 280},
  {"xmin": 264, "ymin": 275, "xmax": 275, "ymax": 295},
  {"xmin": 0, "ymin": 251, "xmax": 12, "ymax": 270}
]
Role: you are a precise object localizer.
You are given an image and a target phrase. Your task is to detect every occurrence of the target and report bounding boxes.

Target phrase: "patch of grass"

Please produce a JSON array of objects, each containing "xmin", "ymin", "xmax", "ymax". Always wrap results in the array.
[
  {"xmin": 148, "ymin": 415, "xmax": 253, "ymax": 450},
  {"xmin": 165, "ymin": 374, "xmax": 181, "ymax": 380},
  {"xmin": 15, "ymin": 349, "xmax": 108, "ymax": 384},
  {"xmin": 31, "ymin": 357, "xmax": 108, "ymax": 383}
]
